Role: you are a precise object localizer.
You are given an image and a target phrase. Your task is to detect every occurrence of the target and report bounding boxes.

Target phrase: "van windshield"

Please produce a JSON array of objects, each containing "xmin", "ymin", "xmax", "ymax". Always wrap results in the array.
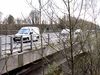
[{"xmin": 18, "ymin": 29, "xmax": 30, "ymax": 34}]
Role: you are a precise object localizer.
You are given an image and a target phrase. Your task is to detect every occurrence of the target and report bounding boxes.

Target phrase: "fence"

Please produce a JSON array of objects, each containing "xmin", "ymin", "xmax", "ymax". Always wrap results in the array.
[{"xmin": 0, "ymin": 32, "xmax": 61, "ymax": 58}]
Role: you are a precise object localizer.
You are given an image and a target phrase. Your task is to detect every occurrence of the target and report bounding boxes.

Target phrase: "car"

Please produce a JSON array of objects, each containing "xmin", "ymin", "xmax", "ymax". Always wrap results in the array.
[
  {"xmin": 61, "ymin": 28, "xmax": 70, "ymax": 36},
  {"xmin": 60, "ymin": 28, "xmax": 70, "ymax": 42},
  {"xmin": 74, "ymin": 29, "xmax": 82, "ymax": 37},
  {"xmin": 13, "ymin": 26, "xmax": 40, "ymax": 42},
  {"xmin": 73, "ymin": 29, "xmax": 82, "ymax": 42}
]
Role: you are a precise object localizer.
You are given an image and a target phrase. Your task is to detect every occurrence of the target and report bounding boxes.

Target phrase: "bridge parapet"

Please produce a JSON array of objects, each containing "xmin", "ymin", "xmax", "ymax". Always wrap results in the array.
[{"xmin": 0, "ymin": 43, "xmax": 62, "ymax": 74}]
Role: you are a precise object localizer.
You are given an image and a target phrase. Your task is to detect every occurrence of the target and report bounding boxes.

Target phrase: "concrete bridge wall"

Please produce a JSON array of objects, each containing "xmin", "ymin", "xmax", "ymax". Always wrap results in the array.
[{"xmin": 0, "ymin": 43, "xmax": 61, "ymax": 74}]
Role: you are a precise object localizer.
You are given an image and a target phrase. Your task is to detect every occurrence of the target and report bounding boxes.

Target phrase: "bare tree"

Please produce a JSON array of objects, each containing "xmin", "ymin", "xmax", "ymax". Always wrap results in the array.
[
  {"xmin": 7, "ymin": 15, "xmax": 15, "ymax": 24},
  {"xmin": 29, "ymin": 10, "xmax": 40, "ymax": 24},
  {"xmin": 25, "ymin": 0, "xmax": 100, "ymax": 75}
]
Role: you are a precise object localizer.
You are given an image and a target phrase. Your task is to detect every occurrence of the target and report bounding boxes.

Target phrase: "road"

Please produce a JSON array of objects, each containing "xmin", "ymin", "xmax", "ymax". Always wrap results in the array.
[{"xmin": 0, "ymin": 32, "xmax": 60, "ymax": 56}]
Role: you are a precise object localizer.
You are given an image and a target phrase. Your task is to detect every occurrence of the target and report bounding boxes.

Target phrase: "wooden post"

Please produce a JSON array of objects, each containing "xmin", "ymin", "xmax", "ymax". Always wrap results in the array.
[{"xmin": 10, "ymin": 36, "xmax": 13, "ymax": 54}]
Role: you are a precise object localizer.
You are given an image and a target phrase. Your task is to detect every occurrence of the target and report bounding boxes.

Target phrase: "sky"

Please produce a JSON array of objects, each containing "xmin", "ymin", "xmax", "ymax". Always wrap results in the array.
[
  {"xmin": 0, "ymin": 0, "xmax": 100, "ymax": 25},
  {"xmin": 0, "ymin": 0, "xmax": 65, "ymax": 17},
  {"xmin": 0, "ymin": 0, "xmax": 32, "ymax": 19}
]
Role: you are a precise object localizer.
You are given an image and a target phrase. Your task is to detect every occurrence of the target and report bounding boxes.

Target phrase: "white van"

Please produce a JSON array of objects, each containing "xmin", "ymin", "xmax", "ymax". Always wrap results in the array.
[
  {"xmin": 60, "ymin": 28, "xmax": 70, "ymax": 41},
  {"xmin": 61, "ymin": 28, "xmax": 70, "ymax": 35},
  {"xmin": 13, "ymin": 26, "xmax": 40, "ymax": 42}
]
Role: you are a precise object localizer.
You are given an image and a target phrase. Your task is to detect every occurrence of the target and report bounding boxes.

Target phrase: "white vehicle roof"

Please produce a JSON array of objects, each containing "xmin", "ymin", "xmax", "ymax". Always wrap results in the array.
[
  {"xmin": 21, "ymin": 26, "xmax": 39, "ymax": 29},
  {"xmin": 17, "ymin": 26, "xmax": 40, "ymax": 35},
  {"xmin": 61, "ymin": 28, "xmax": 70, "ymax": 34},
  {"xmin": 74, "ymin": 29, "xmax": 82, "ymax": 33}
]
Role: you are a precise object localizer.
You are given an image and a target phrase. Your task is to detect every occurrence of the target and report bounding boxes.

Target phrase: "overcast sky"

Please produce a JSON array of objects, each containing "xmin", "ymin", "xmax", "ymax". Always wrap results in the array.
[
  {"xmin": 0, "ymin": 0, "xmax": 100, "ymax": 24},
  {"xmin": 0, "ymin": 0, "xmax": 67, "ymax": 17},
  {"xmin": 0, "ymin": 0, "xmax": 32, "ymax": 18}
]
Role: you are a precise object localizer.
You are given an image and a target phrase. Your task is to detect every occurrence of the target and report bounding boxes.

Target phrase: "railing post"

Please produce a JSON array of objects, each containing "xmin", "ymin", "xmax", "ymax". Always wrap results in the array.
[
  {"xmin": 47, "ymin": 34, "xmax": 50, "ymax": 45},
  {"xmin": 0, "ymin": 37, "xmax": 2, "ymax": 57},
  {"xmin": 58, "ymin": 33, "xmax": 60, "ymax": 43},
  {"xmin": 10, "ymin": 36, "xmax": 13, "ymax": 54},
  {"xmin": 20, "ymin": 36, "xmax": 23, "ymax": 52},
  {"xmin": 30, "ymin": 34, "xmax": 33, "ymax": 50}
]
